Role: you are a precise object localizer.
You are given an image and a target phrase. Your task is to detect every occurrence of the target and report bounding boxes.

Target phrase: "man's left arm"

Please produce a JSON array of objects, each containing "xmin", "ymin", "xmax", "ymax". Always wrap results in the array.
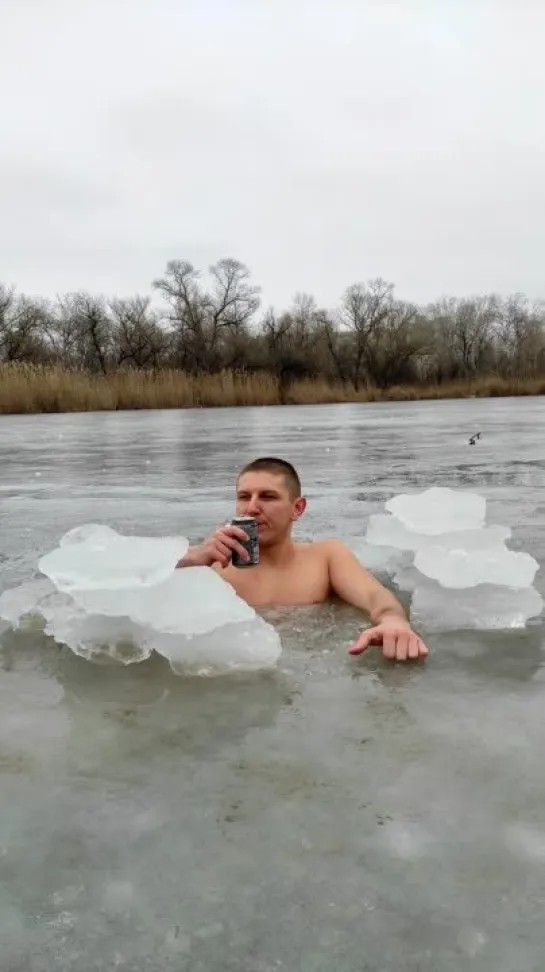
[{"xmin": 325, "ymin": 539, "xmax": 428, "ymax": 662}]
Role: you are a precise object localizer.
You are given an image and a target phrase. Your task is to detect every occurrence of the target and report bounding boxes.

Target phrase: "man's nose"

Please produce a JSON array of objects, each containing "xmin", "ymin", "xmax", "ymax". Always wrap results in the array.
[{"xmin": 246, "ymin": 495, "xmax": 261, "ymax": 515}]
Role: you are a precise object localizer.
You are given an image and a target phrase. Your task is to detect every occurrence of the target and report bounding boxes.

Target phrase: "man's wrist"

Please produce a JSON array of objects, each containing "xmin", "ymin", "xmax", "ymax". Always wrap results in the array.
[{"xmin": 376, "ymin": 608, "xmax": 409, "ymax": 626}]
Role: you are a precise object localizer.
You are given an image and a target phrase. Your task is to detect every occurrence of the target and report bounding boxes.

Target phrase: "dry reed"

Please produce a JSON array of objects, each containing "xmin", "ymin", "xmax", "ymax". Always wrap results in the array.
[{"xmin": 0, "ymin": 364, "xmax": 544, "ymax": 415}]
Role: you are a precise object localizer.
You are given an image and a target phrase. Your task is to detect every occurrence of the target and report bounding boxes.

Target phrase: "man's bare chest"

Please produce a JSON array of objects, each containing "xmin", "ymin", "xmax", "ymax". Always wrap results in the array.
[{"xmin": 221, "ymin": 559, "xmax": 329, "ymax": 608}]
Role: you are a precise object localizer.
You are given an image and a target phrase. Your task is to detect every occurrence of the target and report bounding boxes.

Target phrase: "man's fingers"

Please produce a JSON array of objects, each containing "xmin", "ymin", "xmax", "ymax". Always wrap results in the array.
[
  {"xmin": 382, "ymin": 632, "xmax": 397, "ymax": 660},
  {"xmin": 394, "ymin": 632, "xmax": 409, "ymax": 661},
  {"xmin": 231, "ymin": 541, "xmax": 250, "ymax": 560},
  {"xmin": 221, "ymin": 524, "xmax": 249, "ymax": 542},
  {"xmin": 348, "ymin": 630, "xmax": 374, "ymax": 655},
  {"xmin": 214, "ymin": 541, "xmax": 233, "ymax": 566},
  {"xmin": 417, "ymin": 638, "xmax": 429, "ymax": 658},
  {"xmin": 216, "ymin": 541, "xmax": 248, "ymax": 563},
  {"xmin": 350, "ymin": 626, "xmax": 429, "ymax": 663},
  {"xmin": 216, "ymin": 530, "xmax": 249, "ymax": 561}
]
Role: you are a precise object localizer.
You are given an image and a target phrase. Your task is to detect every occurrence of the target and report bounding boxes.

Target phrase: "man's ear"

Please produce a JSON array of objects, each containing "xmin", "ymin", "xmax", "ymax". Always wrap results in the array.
[{"xmin": 292, "ymin": 497, "xmax": 307, "ymax": 521}]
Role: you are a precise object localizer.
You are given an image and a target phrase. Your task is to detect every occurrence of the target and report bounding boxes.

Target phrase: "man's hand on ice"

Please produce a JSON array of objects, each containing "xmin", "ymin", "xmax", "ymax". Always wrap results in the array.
[{"xmin": 349, "ymin": 619, "xmax": 428, "ymax": 662}]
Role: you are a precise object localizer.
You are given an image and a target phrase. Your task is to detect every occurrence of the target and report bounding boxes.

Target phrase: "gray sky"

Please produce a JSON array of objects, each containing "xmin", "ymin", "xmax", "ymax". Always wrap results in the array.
[{"xmin": 2, "ymin": 0, "xmax": 544, "ymax": 310}]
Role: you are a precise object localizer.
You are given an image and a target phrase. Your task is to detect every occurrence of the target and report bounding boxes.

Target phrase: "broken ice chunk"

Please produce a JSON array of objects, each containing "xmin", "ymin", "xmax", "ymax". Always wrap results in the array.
[
  {"xmin": 410, "ymin": 580, "xmax": 543, "ymax": 631},
  {"xmin": 71, "ymin": 568, "xmax": 256, "ymax": 636},
  {"xmin": 1, "ymin": 525, "xmax": 282, "ymax": 674},
  {"xmin": 59, "ymin": 524, "xmax": 119, "ymax": 547},
  {"xmin": 349, "ymin": 540, "xmax": 409, "ymax": 573},
  {"xmin": 366, "ymin": 485, "xmax": 542, "ymax": 632},
  {"xmin": 39, "ymin": 524, "xmax": 187, "ymax": 592},
  {"xmin": 414, "ymin": 546, "xmax": 539, "ymax": 590},
  {"xmin": 0, "ymin": 578, "xmax": 55, "ymax": 627},
  {"xmin": 366, "ymin": 513, "xmax": 510, "ymax": 553},
  {"xmin": 152, "ymin": 618, "xmax": 283, "ymax": 676},
  {"xmin": 385, "ymin": 487, "xmax": 486, "ymax": 535}
]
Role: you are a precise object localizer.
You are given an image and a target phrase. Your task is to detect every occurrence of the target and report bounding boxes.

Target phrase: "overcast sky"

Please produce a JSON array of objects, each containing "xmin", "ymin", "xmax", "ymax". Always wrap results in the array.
[{"xmin": 1, "ymin": 0, "xmax": 544, "ymax": 309}]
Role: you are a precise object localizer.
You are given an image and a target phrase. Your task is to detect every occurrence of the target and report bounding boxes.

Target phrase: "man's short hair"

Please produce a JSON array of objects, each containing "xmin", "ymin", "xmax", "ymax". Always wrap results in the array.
[{"xmin": 238, "ymin": 457, "xmax": 302, "ymax": 498}]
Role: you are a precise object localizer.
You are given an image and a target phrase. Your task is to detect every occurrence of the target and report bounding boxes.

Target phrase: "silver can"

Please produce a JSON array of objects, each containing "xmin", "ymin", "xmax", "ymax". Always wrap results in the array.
[{"xmin": 230, "ymin": 516, "xmax": 259, "ymax": 568}]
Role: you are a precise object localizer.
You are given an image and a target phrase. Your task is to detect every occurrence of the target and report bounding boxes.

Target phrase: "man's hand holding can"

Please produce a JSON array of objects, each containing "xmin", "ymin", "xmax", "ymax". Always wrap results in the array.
[{"xmin": 176, "ymin": 521, "xmax": 257, "ymax": 569}]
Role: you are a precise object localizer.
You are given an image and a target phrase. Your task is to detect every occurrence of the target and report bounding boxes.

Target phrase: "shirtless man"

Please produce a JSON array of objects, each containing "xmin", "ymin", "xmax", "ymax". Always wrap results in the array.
[{"xmin": 176, "ymin": 457, "xmax": 428, "ymax": 663}]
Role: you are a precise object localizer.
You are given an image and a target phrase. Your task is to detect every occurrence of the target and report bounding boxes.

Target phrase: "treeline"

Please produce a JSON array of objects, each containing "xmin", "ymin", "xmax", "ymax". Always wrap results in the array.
[{"xmin": 2, "ymin": 258, "xmax": 545, "ymax": 392}]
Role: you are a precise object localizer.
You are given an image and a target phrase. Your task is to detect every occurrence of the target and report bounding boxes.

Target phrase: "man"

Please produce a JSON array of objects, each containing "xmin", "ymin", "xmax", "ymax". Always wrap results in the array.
[{"xmin": 176, "ymin": 457, "xmax": 428, "ymax": 663}]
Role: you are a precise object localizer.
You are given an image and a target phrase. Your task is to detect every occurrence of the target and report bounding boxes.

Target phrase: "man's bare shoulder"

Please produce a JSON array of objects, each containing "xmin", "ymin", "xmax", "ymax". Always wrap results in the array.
[
  {"xmin": 308, "ymin": 538, "xmax": 375, "ymax": 576},
  {"xmin": 302, "ymin": 538, "xmax": 350, "ymax": 553},
  {"xmin": 294, "ymin": 538, "xmax": 351, "ymax": 560}
]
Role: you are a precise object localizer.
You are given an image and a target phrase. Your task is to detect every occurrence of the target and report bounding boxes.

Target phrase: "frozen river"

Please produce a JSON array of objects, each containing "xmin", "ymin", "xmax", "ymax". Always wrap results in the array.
[{"xmin": 1, "ymin": 397, "xmax": 545, "ymax": 972}]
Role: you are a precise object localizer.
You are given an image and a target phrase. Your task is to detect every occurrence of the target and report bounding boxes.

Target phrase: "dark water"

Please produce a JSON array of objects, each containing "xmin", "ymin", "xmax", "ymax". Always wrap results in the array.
[{"xmin": 1, "ymin": 398, "xmax": 544, "ymax": 971}]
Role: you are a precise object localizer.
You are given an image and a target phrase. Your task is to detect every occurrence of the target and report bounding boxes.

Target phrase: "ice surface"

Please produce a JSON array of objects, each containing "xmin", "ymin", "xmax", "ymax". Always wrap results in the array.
[
  {"xmin": 362, "ymin": 486, "xmax": 543, "ymax": 631},
  {"xmin": 392, "ymin": 566, "xmax": 423, "ymax": 594},
  {"xmin": 414, "ymin": 547, "xmax": 539, "ymax": 590},
  {"xmin": 366, "ymin": 515, "xmax": 510, "ymax": 554},
  {"xmin": 151, "ymin": 619, "xmax": 282, "ymax": 677},
  {"xmin": 59, "ymin": 523, "xmax": 119, "ymax": 547},
  {"xmin": 0, "ymin": 578, "xmax": 55, "ymax": 626},
  {"xmin": 349, "ymin": 540, "xmax": 409, "ymax": 574},
  {"xmin": 71, "ymin": 568, "xmax": 256, "ymax": 635},
  {"xmin": 39, "ymin": 523, "xmax": 188, "ymax": 592},
  {"xmin": 410, "ymin": 579, "xmax": 544, "ymax": 632},
  {"xmin": 385, "ymin": 486, "xmax": 486, "ymax": 535},
  {"xmin": 0, "ymin": 526, "xmax": 281, "ymax": 675}
]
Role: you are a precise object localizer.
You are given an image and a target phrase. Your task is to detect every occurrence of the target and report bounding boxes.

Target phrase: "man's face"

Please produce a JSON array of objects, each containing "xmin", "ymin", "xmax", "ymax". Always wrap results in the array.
[{"xmin": 235, "ymin": 471, "xmax": 306, "ymax": 546}]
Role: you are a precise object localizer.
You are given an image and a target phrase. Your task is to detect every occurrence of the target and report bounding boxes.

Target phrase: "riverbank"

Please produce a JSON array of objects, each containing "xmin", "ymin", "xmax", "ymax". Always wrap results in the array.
[{"xmin": 1, "ymin": 364, "xmax": 544, "ymax": 414}]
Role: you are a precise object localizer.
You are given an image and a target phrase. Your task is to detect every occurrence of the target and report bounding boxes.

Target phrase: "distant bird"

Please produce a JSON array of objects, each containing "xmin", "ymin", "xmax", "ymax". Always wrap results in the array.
[{"xmin": 468, "ymin": 432, "xmax": 482, "ymax": 446}]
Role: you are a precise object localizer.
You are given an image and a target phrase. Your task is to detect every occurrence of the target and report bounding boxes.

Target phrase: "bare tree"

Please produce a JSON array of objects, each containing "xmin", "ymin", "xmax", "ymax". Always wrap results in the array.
[
  {"xmin": 2, "ymin": 262, "xmax": 545, "ymax": 392},
  {"xmin": 494, "ymin": 294, "xmax": 545, "ymax": 377},
  {"xmin": 319, "ymin": 315, "xmax": 350, "ymax": 384},
  {"xmin": 366, "ymin": 300, "xmax": 425, "ymax": 388},
  {"xmin": 259, "ymin": 294, "xmax": 331, "ymax": 397},
  {"xmin": 339, "ymin": 279, "xmax": 396, "ymax": 389},
  {"xmin": 151, "ymin": 261, "xmax": 205, "ymax": 371},
  {"xmin": 152, "ymin": 258, "xmax": 260, "ymax": 372},
  {"xmin": 424, "ymin": 296, "xmax": 496, "ymax": 381},
  {"xmin": 51, "ymin": 293, "xmax": 112, "ymax": 373},
  {"xmin": 0, "ymin": 286, "xmax": 49, "ymax": 362},
  {"xmin": 109, "ymin": 296, "xmax": 168, "ymax": 369},
  {"xmin": 209, "ymin": 259, "xmax": 260, "ymax": 370},
  {"xmin": 44, "ymin": 297, "xmax": 82, "ymax": 365},
  {"xmin": 209, "ymin": 258, "xmax": 260, "ymax": 332}
]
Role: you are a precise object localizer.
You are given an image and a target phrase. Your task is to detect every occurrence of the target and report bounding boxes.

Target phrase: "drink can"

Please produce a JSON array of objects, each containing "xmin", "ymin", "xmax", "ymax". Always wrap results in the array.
[{"xmin": 230, "ymin": 516, "xmax": 259, "ymax": 568}]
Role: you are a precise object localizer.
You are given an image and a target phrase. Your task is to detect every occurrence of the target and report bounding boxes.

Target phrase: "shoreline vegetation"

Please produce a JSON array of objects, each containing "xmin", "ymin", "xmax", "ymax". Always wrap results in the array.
[
  {"xmin": 2, "ymin": 257, "xmax": 545, "ymax": 413},
  {"xmin": 1, "ymin": 364, "xmax": 544, "ymax": 415}
]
